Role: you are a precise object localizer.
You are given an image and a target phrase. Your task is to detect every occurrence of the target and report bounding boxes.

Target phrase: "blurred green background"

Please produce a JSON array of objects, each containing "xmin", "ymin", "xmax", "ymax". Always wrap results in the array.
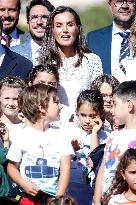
[
  {"xmin": 19, "ymin": 4, "xmax": 113, "ymax": 34},
  {"xmin": 79, "ymin": 5, "xmax": 113, "ymax": 33}
]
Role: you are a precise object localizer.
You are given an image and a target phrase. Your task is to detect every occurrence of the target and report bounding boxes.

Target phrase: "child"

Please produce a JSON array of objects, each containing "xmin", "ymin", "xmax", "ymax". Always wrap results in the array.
[
  {"xmin": 94, "ymin": 81, "xmax": 136, "ymax": 205},
  {"xmin": 6, "ymin": 84, "xmax": 73, "ymax": 204},
  {"xmin": 0, "ymin": 76, "xmax": 26, "ymax": 144},
  {"xmin": 104, "ymin": 148, "xmax": 136, "ymax": 204},
  {"xmin": 91, "ymin": 74, "xmax": 120, "ymax": 132},
  {"xmin": 28, "ymin": 64, "xmax": 59, "ymax": 88},
  {"xmin": 66, "ymin": 89, "xmax": 109, "ymax": 205},
  {"xmin": 29, "ymin": 64, "xmax": 73, "ymax": 124}
]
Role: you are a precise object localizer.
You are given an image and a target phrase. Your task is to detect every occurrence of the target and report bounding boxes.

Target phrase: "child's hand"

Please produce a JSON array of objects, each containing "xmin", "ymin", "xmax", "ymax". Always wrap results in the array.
[
  {"xmin": 92, "ymin": 117, "xmax": 102, "ymax": 134},
  {"xmin": 22, "ymin": 181, "xmax": 40, "ymax": 196},
  {"xmin": 71, "ymin": 139, "xmax": 81, "ymax": 151},
  {"xmin": 0, "ymin": 122, "xmax": 9, "ymax": 142}
]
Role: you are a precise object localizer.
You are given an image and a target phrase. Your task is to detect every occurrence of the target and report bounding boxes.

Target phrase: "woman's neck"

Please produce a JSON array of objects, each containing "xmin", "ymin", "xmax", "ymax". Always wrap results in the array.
[
  {"xmin": 58, "ymin": 46, "xmax": 76, "ymax": 58},
  {"xmin": 0, "ymin": 114, "xmax": 21, "ymax": 124}
]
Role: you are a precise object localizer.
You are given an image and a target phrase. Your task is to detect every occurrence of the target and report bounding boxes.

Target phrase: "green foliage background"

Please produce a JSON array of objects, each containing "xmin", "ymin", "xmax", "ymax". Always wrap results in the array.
[
  {"xmin": 19, "ymin": 5, "xmax": 113, "ymax": 34},
  {"xmin": 77, "ymin": 5, "xmax": 113, "ymax": 34}
]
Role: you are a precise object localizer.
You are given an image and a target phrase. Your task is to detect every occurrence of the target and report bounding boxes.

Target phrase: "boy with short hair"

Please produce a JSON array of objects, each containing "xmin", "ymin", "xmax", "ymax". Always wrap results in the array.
[
  {"xmin": 93, "ymin": 81, "xmax": 136, "ymax": 205},
  {"xmin": 7, "ymin": 84, "xmax": 73, "ymax": 204}
]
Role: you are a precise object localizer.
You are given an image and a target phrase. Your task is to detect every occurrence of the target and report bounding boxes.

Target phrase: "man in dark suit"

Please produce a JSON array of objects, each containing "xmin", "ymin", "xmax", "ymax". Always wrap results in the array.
[
  {"xmin": 0, "ymin": 18, "xmax": 33, "ymax": 80},
  {"xmin": 87, "ymin": 0, "xmax": 136, "ymax": 76},
  {"xmin": 0, "ymin": 0, "xmax": 24, "ymax": 47}
]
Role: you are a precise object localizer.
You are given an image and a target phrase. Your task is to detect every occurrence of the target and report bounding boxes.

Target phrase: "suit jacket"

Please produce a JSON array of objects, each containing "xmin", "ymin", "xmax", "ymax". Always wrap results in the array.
[
  {"xmin": 10, "ymin": 39, "xmax": 32, "ymax": 63},
  {"xmin": 0, "ymin": 45, "xmax": 33, "ymax": 80},
  {"xmin": 16, "ymin": 27, "xmax": 25, "ymax": 36},
  {"xmin": 87, "ymin": 24, "xmax": 112, "ymax": 74},
  {"xmin": 19, "ymin": 32, "xmax": 31, "ymax": 44}
]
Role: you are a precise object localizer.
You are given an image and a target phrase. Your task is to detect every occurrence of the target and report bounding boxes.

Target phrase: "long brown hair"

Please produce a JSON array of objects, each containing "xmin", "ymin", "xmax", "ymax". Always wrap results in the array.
[{"xmin": 39, "ymin": 6, "xmax": 90, "ymax": 68}]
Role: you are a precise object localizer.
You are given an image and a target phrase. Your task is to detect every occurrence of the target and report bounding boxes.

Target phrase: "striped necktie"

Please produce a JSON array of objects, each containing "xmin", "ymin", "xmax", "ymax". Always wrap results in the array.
[
  {"xmin": 119, "ymin": 32, "xmax": 130, "ymax": 62},
  {"xmin": 118, "ymin": 32, "xmax": 130, "ymax": 74}
]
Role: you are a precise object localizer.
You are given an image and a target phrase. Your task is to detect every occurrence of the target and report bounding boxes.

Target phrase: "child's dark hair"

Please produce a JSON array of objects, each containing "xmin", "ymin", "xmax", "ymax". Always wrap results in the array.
[
  {"xmin": 90, "ymin": 74, "xmax": 119, "ymax": 91},
  {"xmin": 103, "ymin": 148, "xmax": 136, "ymax": 203},
  {"xmin": 77, "ymin": 89, "xmax": 105, "ymax": 123},
  {"xmin": 113, "ymin": 80, "xmax": 136, "ymax": 101},
  {"xmin": 28, "ymin": 64, "xmax": 59, "ymax": 85},
  {"xmin": 47, "ymin": 195, "xmax": 78, "ymax": 205},
  {"xmin": 18, "ymin": 84, "xmax": 57, "ymax": 124}
]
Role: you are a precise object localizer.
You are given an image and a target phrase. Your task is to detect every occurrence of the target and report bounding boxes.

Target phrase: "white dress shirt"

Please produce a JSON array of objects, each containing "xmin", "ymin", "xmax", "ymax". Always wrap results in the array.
[
  {"xmin": 31, "ymin": 39, "xmax": 41, "ymax": 66},
  {"xmin": 111, "ymin": 22, "xmax": 130, "ymax": 82}
]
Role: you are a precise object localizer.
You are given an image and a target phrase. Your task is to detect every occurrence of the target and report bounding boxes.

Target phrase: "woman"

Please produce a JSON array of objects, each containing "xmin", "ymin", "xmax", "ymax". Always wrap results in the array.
[{"xmin": 39, "ymin": 6, "xmax": 103, "ymax": 113}]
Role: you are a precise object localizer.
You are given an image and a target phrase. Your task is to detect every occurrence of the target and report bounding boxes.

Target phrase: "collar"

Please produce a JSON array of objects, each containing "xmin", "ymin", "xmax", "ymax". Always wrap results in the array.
[
  {"xmin": 31, "ymin": 39, "xmax": 41, "ymax": 49},
  {"xmin": 31, "ymin": 39, "xmax": 41, "ymax": 54},
  {"xmin": 2, "ymin": 27, "xmax": 19, "ymax": 39},
  {"xmin": 112, "ymin": 21, "xmax": 130, "ymax": 35}
]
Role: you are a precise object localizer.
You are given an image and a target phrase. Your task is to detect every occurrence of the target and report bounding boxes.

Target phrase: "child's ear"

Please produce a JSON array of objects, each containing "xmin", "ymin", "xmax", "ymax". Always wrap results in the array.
[
  {"xmin": 120, "ymin": 170, "xmax": 126, "ymax": 181},
  {"xmin": 127, "ymin": 99, "xmax": 135, "ymax": 113},
  {"xmin": 39, "ymin": 105, "xmax": 46, "ymax": 114}
]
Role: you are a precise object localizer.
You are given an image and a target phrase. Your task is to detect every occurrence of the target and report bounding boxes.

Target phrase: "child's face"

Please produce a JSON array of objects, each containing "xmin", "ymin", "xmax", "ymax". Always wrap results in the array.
[
  {"xmin": 112, "ymin": 94, "xmax": 127, "ymax": 125},
  {"xmin": 100, "ymin": 83, "xmax": 113, "ymax": 113},
  {"xmin": 0, "ymin": 86, "xmax": 20, "ymax": 118},
  {"xmin": 77, "ymin": 102, "xmax": 100, "ymax": 131},
  {"xmin": 32, "ymin": 72, "xmax": 58, "ymax": 88},
  {"xmin": 45, "ymin": 96, "xmax": 62, "ymax": 122},
  {"xmin": 122, "ymin": 160, "xmax": 136, "ymax": 193}
]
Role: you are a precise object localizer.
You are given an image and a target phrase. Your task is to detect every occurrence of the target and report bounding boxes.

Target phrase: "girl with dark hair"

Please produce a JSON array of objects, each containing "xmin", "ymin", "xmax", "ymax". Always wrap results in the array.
[
  {"xmin": 104, "ymin": 148, "xmax": 136, "ymax": 204},
  {"xmin": 64, "ymin": 89, "xmax": 108, "ymax": 205},
  {"xmin": 91, "ymin": 74, "xmax": 120, "ymax": 131},
  {"xmin": 39, "ymin": 6, "xmax": 103, "ymax": 114}
]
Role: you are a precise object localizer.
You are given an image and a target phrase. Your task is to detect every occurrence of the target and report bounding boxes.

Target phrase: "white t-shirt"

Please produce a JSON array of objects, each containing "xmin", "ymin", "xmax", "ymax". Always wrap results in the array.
[
  {"xmin": 103, "ymin": 129, "xmax": 136, "ymax": 194},
  {"xmin": 7, "ymin": 125, "xmax": 74, "ymax": 196},
  {"xmin": 6, "ymin": 122, "xmax": 25, "ymax": 144},
  {"xmin": 63, "ymin": 122, "xmax": 109, "ymax": 184}
]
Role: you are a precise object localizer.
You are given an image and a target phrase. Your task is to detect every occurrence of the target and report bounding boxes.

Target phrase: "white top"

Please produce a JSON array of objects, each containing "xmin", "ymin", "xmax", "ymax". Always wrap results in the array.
[
  {"xmin": 6, "ymin": 122, "xmax": 25, "ymax": 144},
  {"xmin": 58, "ymin": 53, "xmax": 103, "ymax": 114},
  {"xmin": 63, "ymin": 122, "xmax": 109, "ymax": 184},
  {"xmin": 103, "ymin": 129, "xmax": 136, "ymax": 194},
  {"xmin": 7, "ymin": 125, "xmax": 74, "ymax": 196}
]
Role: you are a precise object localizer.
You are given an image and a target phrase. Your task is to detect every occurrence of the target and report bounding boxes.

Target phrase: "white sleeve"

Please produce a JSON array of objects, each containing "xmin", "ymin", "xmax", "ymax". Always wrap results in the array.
[
  {"xmin": 88, "ymin": 53, "xmax": 103, "ymax": 82},
  {"xmin": 6, "ymin": 141, "xmax": 22, "ymax": 162},
  {"xmin": 59, "ymin": 133, "xmax": 74, "ymax": 157}
]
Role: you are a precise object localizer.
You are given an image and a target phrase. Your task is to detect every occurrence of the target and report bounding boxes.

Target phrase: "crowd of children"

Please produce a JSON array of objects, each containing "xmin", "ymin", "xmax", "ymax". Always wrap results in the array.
[{"xmin": 0, "ymin": 66, "xmax": 136, "ymax": 205}]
